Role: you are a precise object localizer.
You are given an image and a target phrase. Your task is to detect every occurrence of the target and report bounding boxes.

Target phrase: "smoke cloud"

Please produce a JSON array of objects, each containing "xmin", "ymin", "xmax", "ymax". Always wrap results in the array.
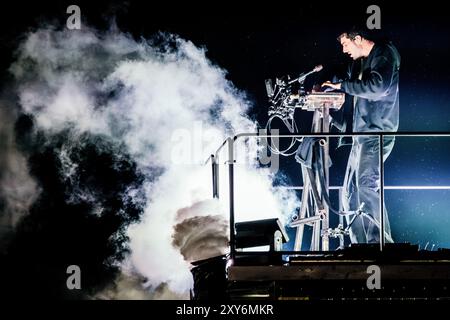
[
  {"xmin": 3, "ymin": 25, "xmax": 297, "ymax": 298},
  {"xmin": 0, "ymin": 105, "xmax": 39, "ymax": 250}
]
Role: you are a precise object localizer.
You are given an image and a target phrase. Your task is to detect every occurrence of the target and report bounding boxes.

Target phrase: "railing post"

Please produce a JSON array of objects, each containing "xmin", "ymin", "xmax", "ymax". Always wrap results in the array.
[
  {"xmin": 379, "ymin": 133, "xmax": 385, "ymax": 251},
  {"xmin": 228, "ymin": 138, "xmax": 235, "ymax": 260},
  {"xmin": 211, "ymin": 154, "xmax": 219, "ymax": 199}
]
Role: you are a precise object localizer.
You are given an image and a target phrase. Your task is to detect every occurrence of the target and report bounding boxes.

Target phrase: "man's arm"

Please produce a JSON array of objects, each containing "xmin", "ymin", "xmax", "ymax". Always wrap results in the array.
[{"xmin": 340, "ymin": 54, "xmax": 397, "ymax": 100}]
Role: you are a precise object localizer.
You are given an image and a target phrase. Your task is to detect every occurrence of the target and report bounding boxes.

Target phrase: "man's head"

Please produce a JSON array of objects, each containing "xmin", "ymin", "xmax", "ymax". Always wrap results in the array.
[{"xmin": 338, "ymin": 30, "xmax": 375, "ymax": 60}]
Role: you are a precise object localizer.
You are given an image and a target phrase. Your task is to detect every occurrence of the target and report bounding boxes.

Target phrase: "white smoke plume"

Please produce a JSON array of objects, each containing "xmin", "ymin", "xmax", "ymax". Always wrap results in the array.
[
  {"xmin": 95, "ymin": 272, "xmax": 189, "ymax": 300},
  {"xmin": 0, "ymin": 104, "xmax": 39, "ymax": 249},
  {"xmin": 9, "ymin": 26, "xmax": 297, "ymax": 297}
]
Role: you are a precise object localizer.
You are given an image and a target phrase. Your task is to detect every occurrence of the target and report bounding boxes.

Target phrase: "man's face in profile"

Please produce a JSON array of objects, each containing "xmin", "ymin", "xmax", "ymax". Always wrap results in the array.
[{"xmin": 340, "ymin": 34, "xmax": 363, "ymax": 60}]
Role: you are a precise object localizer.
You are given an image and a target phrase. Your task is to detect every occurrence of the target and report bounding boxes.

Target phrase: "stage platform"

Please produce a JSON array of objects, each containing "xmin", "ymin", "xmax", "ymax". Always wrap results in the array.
[{"xmin": 191, "ymin": 244, "xmax": 450, "ymax": 300}]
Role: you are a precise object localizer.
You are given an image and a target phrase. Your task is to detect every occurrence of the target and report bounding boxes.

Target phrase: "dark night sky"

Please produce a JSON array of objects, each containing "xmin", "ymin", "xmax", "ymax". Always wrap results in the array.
[
  {"xmin": 1, "ymin": 1, "xmax": 450, "ymax": 129},
  {"xmin": 1, "ymin": 1, "xmax": 450, "ymax": 296}
]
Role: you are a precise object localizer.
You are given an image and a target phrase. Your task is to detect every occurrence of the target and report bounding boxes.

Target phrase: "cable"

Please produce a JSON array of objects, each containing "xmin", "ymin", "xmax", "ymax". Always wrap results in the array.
[{"xmin": 265, "ymin": 114, "xmax": 301, "ymax": 156}]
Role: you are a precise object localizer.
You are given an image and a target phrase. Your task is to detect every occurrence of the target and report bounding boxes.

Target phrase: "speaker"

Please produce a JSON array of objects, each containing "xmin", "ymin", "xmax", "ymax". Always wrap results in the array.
[{"xmin": 234, "ymin": 218, "xmax": 289, "ymax": 251}]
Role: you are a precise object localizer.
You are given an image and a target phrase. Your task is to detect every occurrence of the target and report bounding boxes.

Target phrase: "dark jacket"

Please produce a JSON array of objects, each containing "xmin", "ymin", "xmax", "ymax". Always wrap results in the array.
[{"xmin": 341, "ymin": 42, "xmax": 401, "ymax": 133}]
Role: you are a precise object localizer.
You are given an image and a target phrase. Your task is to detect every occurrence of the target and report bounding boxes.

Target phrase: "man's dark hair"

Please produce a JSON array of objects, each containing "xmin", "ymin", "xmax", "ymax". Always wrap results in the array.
[{"xmin": 337, "ymin": 25, "xmax": 384, "ymax": 43}]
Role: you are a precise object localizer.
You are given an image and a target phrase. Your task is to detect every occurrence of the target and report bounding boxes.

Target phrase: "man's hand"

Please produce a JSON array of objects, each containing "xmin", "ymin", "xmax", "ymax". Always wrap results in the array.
[{"xmin": 321, "ymin": 81, "xmax": 342, "ymax": 90}]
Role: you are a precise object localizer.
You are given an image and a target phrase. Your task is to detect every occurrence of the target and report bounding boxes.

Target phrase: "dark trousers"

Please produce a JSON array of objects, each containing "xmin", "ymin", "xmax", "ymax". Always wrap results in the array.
[{"xmin": 342, "ymin": 136, "xmax": 395, "ymax": 243}]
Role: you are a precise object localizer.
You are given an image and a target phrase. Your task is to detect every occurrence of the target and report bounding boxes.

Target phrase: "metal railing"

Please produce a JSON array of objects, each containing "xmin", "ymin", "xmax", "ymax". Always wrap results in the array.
[{"xmin": 205, "ymin": 132, "xmax": 450, "ymax": 258}]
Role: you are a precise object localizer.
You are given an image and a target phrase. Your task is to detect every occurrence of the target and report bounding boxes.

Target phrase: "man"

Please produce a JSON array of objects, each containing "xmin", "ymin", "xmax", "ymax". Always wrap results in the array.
[{"xmin": 322, "ymin": 28, "xmax": 400, "ymax": 244}]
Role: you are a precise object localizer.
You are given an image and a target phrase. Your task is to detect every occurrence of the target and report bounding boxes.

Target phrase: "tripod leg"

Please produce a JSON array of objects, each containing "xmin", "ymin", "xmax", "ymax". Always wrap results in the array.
[
  {"xmin": 313, "ymin": 219, "xmax": 321, "ymax": 251},
  {"xmin": 294, "ymin": 166, "xmax": 310, "ymax": 251}
]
